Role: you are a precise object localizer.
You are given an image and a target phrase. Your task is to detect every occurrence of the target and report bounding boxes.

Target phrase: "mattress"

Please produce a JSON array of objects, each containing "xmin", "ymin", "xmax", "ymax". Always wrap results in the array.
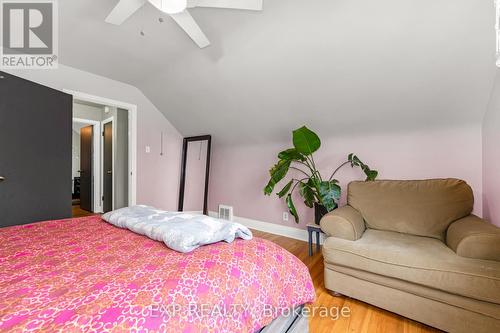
[{"xmin": 0, "ymin": 216, "xmax": 315, "ymax": 332}]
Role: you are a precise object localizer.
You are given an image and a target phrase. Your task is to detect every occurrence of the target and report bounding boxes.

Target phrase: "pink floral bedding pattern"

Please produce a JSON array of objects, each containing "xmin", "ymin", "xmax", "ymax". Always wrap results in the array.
[{"xmin": 0, "ymin": 216, "xmax": 315, "ymax": 332}]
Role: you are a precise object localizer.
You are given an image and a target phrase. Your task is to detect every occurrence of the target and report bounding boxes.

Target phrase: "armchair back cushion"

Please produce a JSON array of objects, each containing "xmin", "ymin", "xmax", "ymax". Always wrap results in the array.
[{"xmin": 347, "ymin": 179, "xmax": 474, "ymax": 240}]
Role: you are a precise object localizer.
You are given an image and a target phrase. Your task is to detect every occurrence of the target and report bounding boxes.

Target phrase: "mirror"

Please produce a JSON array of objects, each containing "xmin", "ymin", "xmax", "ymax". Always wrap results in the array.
[{"xmin": 178, "ymin": 135, "xmax": 211, "ymax": 215}]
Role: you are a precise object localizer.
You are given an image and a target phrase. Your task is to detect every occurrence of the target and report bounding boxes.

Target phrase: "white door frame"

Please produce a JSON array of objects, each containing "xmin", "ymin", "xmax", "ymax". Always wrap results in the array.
[
  {"xmin": 65, "ymin": 89, "xmax": 138, "ymax": 207},
  {"xmin": 102, "ymin": 117, "xmax": 115, "ymax": 211},
  {"xmin": 73, "ymin": 118, "xmax": 102, "ymax": 213}
]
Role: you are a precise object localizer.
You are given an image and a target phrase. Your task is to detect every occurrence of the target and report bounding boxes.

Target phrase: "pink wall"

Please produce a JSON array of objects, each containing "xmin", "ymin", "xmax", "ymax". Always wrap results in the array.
[
  {"xmin": 136, "ymin": 108, "xmax": 183, "ymax": 211},
  {"xmin": 483, "ymin": 71, "xmax": 500, "ymax": 227},
  {"xmin": 209, "ymin": 126, "xmax": 483, "ymax": 230}
]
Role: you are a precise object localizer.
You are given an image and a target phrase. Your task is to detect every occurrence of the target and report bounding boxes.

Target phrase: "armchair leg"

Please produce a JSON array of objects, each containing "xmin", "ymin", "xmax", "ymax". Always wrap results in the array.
[
  {"xmin": 308, "ymin": 229, "xmax": 313, "ymax": 256},
  {"xmin": 328, "ymin": 290, "xmax": 344, "ymax": 297},
  {"xmin": 316, "ymin": 231, "xmax": 320, "ymax": 252}
]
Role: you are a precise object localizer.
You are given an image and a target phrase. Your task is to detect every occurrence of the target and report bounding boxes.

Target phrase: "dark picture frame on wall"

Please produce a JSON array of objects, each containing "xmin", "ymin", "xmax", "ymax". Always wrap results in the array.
[{"xmin": 178, "ymin": 135, "xmax": 212, "ymax": 215}]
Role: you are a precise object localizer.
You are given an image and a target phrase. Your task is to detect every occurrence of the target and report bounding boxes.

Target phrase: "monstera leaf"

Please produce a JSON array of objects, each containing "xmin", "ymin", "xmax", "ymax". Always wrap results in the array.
[
  {"xmin": 348, "ymin": 153, "xmax": 378, "ymax": 181},
  {"xmin": 319, "ymin": 180, "xmax": 341, "ymax": 212},
  {"xmin": 292, "ymin": 126, "xmax": 321, "ymax": 155}
]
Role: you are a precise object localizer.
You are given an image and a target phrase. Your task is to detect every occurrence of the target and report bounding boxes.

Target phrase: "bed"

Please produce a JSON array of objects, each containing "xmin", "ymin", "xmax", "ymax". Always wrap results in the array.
[{"xmin": 0, "ymin": 216, "xmax": 315, "ymax": 332}]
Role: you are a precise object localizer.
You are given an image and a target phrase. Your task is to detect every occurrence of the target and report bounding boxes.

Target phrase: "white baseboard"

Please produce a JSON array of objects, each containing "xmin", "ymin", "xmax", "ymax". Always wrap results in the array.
[
  {"xmin": 184, "ymin": 211, "xmax": 203, "ymax": 214},
  {"xmin": 209, "ymin": 211, "xmax": 325, "ymax": 244}
]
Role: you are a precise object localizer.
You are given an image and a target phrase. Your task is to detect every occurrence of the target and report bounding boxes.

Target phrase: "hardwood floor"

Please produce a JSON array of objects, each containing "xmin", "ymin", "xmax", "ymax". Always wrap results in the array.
[
  {"xmin": 252, "ymin": 229, "xmax": 440, "ymax": 333},
  {"xmin": 72, "ymin": 205, "xmax": 96, "ymax": 218}
]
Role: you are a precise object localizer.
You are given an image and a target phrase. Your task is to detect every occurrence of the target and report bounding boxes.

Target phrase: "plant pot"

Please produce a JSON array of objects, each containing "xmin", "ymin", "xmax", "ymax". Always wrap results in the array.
[
  {"xmin": 314, "ymin": 202, "xmax": 338, "ymax": 225},
  {"xmin": 314, "ymin": 203, "xmax": 329, "ymax": 225}
]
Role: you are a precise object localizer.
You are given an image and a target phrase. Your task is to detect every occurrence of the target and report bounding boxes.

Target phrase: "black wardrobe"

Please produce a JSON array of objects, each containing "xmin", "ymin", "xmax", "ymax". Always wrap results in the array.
[{"xmin": 0, "ymin": 72, "xmax": 72, "ymax": 227}]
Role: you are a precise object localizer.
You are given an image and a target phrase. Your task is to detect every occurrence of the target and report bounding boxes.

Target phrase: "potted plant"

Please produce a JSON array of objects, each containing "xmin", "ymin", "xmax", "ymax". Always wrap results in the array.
[{"xmin": 264, "ymin": 126, "xmax": 378, "ymax": 224}]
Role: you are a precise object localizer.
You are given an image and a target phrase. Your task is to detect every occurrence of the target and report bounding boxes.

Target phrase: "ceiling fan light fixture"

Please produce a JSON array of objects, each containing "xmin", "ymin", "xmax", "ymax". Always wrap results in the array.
[{"xmin": 156, "ymin": 0, "xmax": 187, "ymax": 14}]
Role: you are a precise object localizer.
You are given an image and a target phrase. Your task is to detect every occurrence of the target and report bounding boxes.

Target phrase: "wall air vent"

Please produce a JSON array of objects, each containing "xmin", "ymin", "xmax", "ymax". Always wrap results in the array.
[{"xmin": 218, "ymin": 205, "xmax": 233, "ymax": 221}]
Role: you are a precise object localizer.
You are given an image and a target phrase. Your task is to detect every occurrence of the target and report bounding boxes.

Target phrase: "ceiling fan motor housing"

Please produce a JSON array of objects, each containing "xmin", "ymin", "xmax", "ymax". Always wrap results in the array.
[{"xmin": 149, "ymin": 0, "xmax": 187, "ymax": 14}]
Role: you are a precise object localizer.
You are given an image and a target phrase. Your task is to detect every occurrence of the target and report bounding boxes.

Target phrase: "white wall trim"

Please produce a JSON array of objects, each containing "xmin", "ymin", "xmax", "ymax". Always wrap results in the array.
[
  {"xmin": 209, "ymin": 211, "xmax": 320, "ymax": 243},
  {"xmin": 64, "ymin": 89, "xmax": 137, "ymax": 207},
  {"xmin": 73, "ymin": 118, "xmax": 102, "ymax": 213}
]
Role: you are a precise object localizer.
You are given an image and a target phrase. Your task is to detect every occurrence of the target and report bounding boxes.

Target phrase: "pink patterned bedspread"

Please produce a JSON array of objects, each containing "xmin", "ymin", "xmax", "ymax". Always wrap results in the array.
[{"xmin": 0, "ymin": 216, "xmax": 315, "ymax": 332}]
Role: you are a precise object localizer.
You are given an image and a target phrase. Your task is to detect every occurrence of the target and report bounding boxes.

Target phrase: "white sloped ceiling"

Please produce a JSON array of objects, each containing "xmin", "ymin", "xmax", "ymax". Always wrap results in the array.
[{"xmin": 59, "ymin": 0, "xmax": 496, "ymax": 144}]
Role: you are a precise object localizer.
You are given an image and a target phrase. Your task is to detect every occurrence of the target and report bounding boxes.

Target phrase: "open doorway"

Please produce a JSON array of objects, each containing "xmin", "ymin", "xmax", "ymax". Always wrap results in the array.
[
  {"xmin": 71, "ymin": 98, "xmax": 133, "ymax": 216},
  {"xmin": 72, "ymin": 119, "xmax": 99, "ymax": 216}
]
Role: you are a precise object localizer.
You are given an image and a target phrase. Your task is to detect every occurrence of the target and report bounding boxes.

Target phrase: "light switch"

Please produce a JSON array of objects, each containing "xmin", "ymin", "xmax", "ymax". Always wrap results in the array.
[{"xmin": 145, "ymin": 146, "xmax": 151, "ymax": 153}]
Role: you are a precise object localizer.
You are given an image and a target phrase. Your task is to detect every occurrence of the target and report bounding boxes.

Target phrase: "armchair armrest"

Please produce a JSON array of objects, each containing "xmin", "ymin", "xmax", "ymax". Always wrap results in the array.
[
  {"xmin": 446, "ymin": 215, "xmax": 500, "ymax": 261},
  {"xmin": 320, "ymin": 205, "xmax": 365, "ymax": 241}
]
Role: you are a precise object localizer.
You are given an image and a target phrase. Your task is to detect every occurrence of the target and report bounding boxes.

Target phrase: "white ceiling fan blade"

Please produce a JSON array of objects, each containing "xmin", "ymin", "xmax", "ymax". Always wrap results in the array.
[
  {"xmin": 187, "ymin": 0, "xmax": 263, "ymax": 11},
  {"xmin": 169, "ymin": 10, "xmax": 211, "ymax": 48},
  {"xmin": 105, "ymin": 0, "xmax": 147, "ymax": 25}
]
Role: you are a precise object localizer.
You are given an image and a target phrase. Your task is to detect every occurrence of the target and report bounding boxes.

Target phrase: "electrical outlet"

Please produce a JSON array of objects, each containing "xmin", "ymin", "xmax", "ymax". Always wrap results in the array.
[{"xmin": 283, "ymin": 212, "xmax": 289, "ymax": 221}]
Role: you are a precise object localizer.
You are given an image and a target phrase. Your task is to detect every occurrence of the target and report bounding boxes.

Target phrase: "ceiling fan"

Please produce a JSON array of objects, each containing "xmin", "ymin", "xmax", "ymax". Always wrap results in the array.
[{"xmin": 105, "ymin": 0, "xmax": 264, "ymax": 48}]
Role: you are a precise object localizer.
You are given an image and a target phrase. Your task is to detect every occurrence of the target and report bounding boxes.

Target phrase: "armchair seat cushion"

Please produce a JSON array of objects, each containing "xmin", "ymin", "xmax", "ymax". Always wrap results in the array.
[{"xmin": 323, "ymin": 229, "xmax": 500, "ymax": 304}]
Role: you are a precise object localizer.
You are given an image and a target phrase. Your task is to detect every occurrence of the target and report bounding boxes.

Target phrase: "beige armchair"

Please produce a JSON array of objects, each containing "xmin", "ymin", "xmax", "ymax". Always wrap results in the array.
[{"xmin": 320, "ymin": 179, "xmax": 500, "ymax": 333}]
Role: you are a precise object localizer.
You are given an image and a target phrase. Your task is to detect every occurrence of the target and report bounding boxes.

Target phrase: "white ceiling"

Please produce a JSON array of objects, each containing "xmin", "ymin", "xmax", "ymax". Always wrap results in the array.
[{"xmin": 60, "ymin": 0, "xmax": 497, "ymax": 144}]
